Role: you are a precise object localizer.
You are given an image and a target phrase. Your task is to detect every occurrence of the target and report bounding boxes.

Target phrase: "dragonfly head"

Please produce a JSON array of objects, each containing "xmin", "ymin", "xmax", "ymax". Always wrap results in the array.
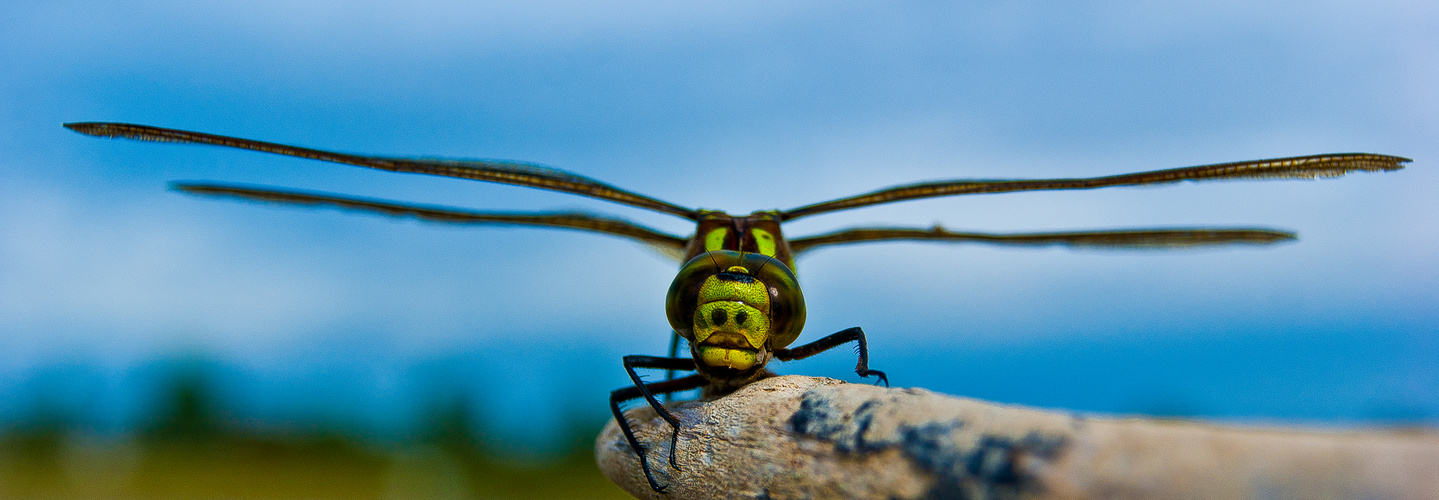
[{"xmin": 667, "ymin": 251, "xmax": 805, "ymax": 379}]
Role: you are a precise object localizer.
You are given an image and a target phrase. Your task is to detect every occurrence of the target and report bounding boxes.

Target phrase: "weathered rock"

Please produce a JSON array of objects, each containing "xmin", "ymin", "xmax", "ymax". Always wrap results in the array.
[{"xmin": 596, "ymin": 375, "xmax": 1439, "ymax": 500}]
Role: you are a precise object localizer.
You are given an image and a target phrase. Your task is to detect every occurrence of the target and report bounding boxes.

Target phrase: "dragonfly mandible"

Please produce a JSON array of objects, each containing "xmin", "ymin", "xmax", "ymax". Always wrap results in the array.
[{"xmin": 64, "ymin": 122, "xmax": 1408, "ymax": 493}]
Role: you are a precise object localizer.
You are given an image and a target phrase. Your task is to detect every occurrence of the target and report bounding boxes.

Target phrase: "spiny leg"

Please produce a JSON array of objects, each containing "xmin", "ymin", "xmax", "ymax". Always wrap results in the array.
[
  {"xmin": 622, "ymin": 355, "xmax": 698, "ymax": 471},
  {"xmin": 773, "ymin": 326, "xmax": 888, "ymax": 386},
  {"xmin": 610, "ymin": 373, "xmax": 705, "ymax": 494}
]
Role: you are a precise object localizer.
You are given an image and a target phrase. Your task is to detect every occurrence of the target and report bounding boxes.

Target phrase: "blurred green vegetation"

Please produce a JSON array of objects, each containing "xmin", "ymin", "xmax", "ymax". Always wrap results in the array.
[{"xmin": 0, "ymin": 370, "xmax": 631, "ymax": 499}]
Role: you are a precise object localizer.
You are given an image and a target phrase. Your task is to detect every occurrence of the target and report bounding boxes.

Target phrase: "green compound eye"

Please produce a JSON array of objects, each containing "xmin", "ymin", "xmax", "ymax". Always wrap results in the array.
[{"xmin": 666, "ymin": 250, "xmax": 806, "ymax": 350}]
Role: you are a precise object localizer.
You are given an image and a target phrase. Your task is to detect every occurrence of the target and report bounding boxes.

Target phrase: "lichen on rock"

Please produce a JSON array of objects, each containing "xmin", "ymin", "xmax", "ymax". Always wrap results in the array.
[{"xmin": 596, "ymin": 375, "xmax": 1439, "ymax": 500}]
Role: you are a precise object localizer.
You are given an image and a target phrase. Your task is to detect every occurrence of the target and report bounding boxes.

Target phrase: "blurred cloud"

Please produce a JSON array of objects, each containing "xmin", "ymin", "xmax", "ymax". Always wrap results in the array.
[{"xmin": 0, "ymin": 181, "xmax": 343, "ymax": 356}]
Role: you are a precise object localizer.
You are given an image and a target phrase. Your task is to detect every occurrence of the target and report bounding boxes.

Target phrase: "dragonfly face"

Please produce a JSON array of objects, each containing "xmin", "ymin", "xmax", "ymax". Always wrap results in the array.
[{"xmin": 665, "ymin": 250, "xmax": 805, "ymax": 388}]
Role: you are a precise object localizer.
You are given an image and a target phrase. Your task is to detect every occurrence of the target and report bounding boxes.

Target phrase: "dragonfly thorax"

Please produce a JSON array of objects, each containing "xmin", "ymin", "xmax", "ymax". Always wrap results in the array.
[{"xmin": 682, "ymin": 211, "xmax": 795, "ymax": 269}]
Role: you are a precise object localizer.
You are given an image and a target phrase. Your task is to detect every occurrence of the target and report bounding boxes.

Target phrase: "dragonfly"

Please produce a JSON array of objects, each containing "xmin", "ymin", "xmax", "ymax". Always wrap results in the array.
[{"xmin": 65, "ymin": 122, "xmax": 1408, "ymax": 493}]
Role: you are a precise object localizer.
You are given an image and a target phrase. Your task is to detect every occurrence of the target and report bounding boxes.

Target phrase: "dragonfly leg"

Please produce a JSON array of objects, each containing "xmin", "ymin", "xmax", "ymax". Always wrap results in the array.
[
  {"xmin": 622, "ymin": 355, "xmax": 699, "ymax": 472},
  {"xmin": 773, "ymin": 326, "xmax": 888, "ymax": 387},
  {"xmin": 610, "ymin": 371, "xmax": 705, "ymax": 494}
]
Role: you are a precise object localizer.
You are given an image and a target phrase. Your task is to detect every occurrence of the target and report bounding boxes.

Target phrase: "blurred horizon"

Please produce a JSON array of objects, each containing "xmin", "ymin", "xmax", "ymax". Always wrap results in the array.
[
  {"xmin": 0, "ymin": 363, "xmax": 629, "ymax": 498},
  {"xmin": 1, "ymin": 3, "xmax": 1436, "ymax": 495}
]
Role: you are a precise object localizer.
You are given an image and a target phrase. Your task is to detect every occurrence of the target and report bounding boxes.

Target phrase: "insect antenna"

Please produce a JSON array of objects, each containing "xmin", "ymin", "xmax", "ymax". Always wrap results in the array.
[
  {"xmin": 752, "ymin": 253, "xmax": 770, "ymax": 277},
  {"xmin": 707, "ymin": 251, "xmax": 722, "ymax": 273}
]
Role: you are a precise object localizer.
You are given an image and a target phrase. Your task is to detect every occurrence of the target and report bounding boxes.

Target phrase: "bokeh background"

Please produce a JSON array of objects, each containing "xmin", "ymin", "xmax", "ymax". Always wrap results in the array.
[{"xmin": 2, "ymin": 1, "xmax": 1436, "ymax": 498}]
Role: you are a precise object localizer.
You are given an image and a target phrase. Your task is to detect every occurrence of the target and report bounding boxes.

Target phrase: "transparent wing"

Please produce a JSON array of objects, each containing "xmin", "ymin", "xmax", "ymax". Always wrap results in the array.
[
  {"xmin": 789, "ymin": 225, "xmax": 1296, "ymax": 255},
  {"xmin": 781, "ymin": 154, "xmax": 1409, "ymax": 220},
  {"xmin": 174, "ymin": 182, "xmax": 689, "ymax": 255},
  {"xmin": 68, "ymin": 122, "xmax": 699, "ymax": 220}
]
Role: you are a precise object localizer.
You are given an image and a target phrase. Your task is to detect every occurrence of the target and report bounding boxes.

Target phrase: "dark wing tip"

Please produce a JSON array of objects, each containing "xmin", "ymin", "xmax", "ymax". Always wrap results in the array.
[
  {"xmin": 64, "ymin": 122, "xmax": 159, "ymax": 140},
  {"xmin": 1385, "ymin": 154, "xmax": 1413, "ymax": 169},
  {"xmin": 169, "ymin": 182, "xmax": 237, "ymax": 198},
  {"xmin": 64, "ymin": 122, "xmax": 118, "ymax": 136},
  {"xmin": 1345, "ymin": 153, "xmax": 1410, "ymax": 172},
  {"xmin": 1339, "ymin": 153, "xmax": 1409, "ymax": 174},
  {"xmin": 168, "ymin": 182, "xmax": 224, "ymax": 197},
  {"xmin": 169, "ymin": 181, "xmax": 206, "ymax": 193},
  {"xmin": 1263, "ymin": 230, "xmax": 1299, "ymax": 243}
]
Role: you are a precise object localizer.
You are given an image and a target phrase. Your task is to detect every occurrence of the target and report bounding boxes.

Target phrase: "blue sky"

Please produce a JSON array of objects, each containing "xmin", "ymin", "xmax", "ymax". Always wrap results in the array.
[{"xmin": 1, "ymin": 1, "xmax": 1436, "ymax": 441}]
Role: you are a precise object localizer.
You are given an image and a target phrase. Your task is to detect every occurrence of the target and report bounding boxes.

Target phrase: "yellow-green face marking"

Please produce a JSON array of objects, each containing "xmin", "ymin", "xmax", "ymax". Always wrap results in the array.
[
  {"xmin": 691, "ymin": 265, "xmax": 771, "ymax": 371},
  {"xmin": 704, "ymin": 228, "xmax": 729, "ymax": 252},
  {"xmin": 751, "ymin": 228, "xmax": 777, "ymax": 257}
]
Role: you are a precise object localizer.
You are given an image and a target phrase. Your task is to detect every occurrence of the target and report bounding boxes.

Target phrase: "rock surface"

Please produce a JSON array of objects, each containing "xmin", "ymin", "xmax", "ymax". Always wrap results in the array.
[{"xmin": 596, "ymin": 375, "xmax": 1439, "ymax": 500}]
